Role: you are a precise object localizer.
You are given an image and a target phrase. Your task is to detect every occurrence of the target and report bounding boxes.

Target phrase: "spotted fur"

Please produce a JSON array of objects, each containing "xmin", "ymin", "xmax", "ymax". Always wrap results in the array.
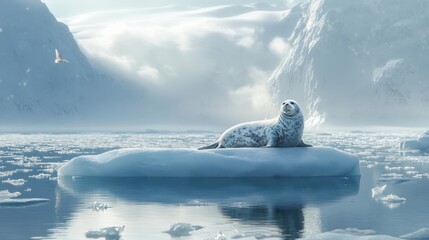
[{"xmin": 198, "ymin": 100, "xmax": 311, "ymax": 149}]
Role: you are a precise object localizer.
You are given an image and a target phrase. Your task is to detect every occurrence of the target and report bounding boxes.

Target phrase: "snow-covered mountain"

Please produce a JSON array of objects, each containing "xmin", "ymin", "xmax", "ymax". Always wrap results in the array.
[
  {"xmin": 0, "ymin": 0, "xmax": 130, "ymax": 129},
  {"xmin": 269, "ymin": 0, "xmax": 429, "ymax": 127}
]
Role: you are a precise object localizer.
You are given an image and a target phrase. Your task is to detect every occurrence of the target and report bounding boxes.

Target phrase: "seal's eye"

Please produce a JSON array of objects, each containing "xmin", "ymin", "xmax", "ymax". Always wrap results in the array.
[
  {"xmin": 282, "ymin": 102, "xmax": 286, "ymax": 105},
  {"xmin": 291, "ymin": 102, "xmax": 294, "ymax": 105}
]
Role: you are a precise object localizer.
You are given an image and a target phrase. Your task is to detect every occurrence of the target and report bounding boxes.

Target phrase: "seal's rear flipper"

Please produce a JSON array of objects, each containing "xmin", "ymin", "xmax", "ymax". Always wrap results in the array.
[
  {"xmin": 198, "ymin": 142, "xmax": 219, "ymax": 150},
  {"xmin": 297, "ymin": 140, "xmax": 312, "ymax": 147}
]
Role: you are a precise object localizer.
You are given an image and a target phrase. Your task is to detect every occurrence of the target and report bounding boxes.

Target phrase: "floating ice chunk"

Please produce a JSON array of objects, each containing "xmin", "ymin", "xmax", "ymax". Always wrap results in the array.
[
  {"xmin": 0, "ymin": 198, "xmax": 49, "ymax": 207},
  {"xmin": 384, "ymin": 166, "xmax": 401, "ymax": 171},
  {"xmin": 371, "ymin": 185, "xmax": 387, "ymax": 199},
  {"xmin": 400, "ymin": 130, "xmax": 429, "ymax": 152},
  {"xmin": 0, "ymin": 190, "xmax": 21, "ymax": 199},
  {"xmin": 59, "ymin": 147, "xmax": 360, "ymax": 177},
  {"xmin": 400, "ymin": 227, "xmax": 429, "ymax": 239},
  {"xmin": 29, "ymin": 173, "xmax": 51, "ymax": 179},
  {"xmin": 381, "ymin": 173, "xmax": 403, "ymax": 178},
  {"xmin": 380, "ymin": 194, "xmax": 406, "ymax": 208},
  {"xmin": 412, "ymin": 173, "xmax": 429, "ymax": 179},
  {"xmin": 378, "ymin": 175, "xmax": 411, "ymax": 183},
  {"xmin": 92, "ymin": 202, "xmax": 108, "ymax": 211},
  {"xmin": 2, "ymin": 178, "xmax": 26, "ymax": 186},
  {"xmin": 215, "ymin": 231, "xmax": 227, "ymax": 240},
  {"xmin": 0, "ymin": 170, "xmax": 17, "ymax": 178},
  {"xmin": 164, "ymin": 223, "xmax": 203, "ymax": 237},
  {"xmin": 380, "ymin": 194, "xmax": 406, "ymax": 203},
  {"xmin": 331, "ymin": 228, "xmax": 376, "ymax": 236},
  {"xmin": 231, "ymin": 230, "xmax": 282, "ymax": 239},
  {"xmin": 179, "ymin": 200, "xmax": 210, "ymax": 207},
  {"xmin": 24, "ymin": 188, "xmax": 31, "ymax": 192},
  {"xmin": 85, "ymin": 226, "xmax": 124, "ymax": 239},
  {"xmin": 405, "ymin": 170, "xmax": 419, "ymax": 175}
]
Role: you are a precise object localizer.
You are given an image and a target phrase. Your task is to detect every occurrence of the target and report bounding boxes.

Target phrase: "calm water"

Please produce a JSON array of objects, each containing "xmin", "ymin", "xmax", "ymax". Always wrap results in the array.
[{"xmin": 0, "ymin": 130, "xmax": 429, "ymax": 240}]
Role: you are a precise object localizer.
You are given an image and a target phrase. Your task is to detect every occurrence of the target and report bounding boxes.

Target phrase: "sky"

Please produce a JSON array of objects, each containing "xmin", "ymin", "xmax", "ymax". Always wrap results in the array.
[
  {"xmin": 34, "ymin": 0, "xmax": 429, "ymax": 130},
  {"xmin": 39, "ymin": 0, "xmax": 301, "ymax": 130}
]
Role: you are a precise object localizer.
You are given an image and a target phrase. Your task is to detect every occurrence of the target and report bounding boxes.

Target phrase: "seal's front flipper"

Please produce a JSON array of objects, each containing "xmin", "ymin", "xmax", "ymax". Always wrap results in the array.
[
  {"xmin": 198, "ymin": 142, "xmax": 219, "ymax": 150},
  {"xmin": 297, "ymin": 140, "xmax": 312, "ymax": 147}
]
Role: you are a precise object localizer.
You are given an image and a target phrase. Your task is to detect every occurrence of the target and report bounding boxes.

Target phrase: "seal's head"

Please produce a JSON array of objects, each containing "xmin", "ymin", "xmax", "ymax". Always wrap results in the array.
[{"xmin": 280, "ymin": 100, "xmax": 301, "ymax": 117}]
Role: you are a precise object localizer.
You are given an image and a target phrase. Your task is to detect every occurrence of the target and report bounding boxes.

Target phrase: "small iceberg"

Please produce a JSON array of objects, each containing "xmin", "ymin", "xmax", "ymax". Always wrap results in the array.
[
  {"xmin": 58, "ymin": 147, "xmax": 360, "ymax": 177},
  {"xmin": 85, "ymin": 226, "xmax": 124, "ymax": 239},
  {"xmin": 92, "ymin": 202, "xmax": 109, "ymax": 211},
  {"xmin": 215, "ymin": 231, "xmax": 227, "ymax": 240},
  {"xmin": 380, "ymin": 194, "xmax": 406, "ymax": 209},
  {"xmin": 400, "ymin": 130, "xmax": 429, "ymax": 152},
  {"xmin": 371, "ymin": 185, "xmax": 387, "ymax": 199},
  {"xmin": 164, "ymin": 222, "xmax": 203, "ymax": 237}
]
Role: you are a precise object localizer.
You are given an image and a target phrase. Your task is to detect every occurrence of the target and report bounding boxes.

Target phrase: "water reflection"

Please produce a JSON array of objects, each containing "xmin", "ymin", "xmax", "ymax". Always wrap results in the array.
[{"xmin": 58, "ymin": 177, "xmax": 359, "ymax": 239}]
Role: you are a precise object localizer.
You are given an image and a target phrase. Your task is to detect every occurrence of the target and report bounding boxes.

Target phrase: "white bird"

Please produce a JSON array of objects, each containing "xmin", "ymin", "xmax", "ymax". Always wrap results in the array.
[{"xmin": 55, "ymin": 48, "xmax": 69, "ymax": 63}]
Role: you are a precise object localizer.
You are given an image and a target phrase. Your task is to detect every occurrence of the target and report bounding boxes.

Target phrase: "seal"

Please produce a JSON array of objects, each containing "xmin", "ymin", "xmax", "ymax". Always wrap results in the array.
[{"xmin": 198, "ymin": 100, "xmax": 311, "ymax": 149}]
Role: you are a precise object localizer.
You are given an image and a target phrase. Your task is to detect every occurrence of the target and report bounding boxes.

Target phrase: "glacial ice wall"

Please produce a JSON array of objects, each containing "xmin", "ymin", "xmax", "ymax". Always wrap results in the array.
[{"xmin": 268, "ymin": 0, "xmax": 429, "ymax": 127}]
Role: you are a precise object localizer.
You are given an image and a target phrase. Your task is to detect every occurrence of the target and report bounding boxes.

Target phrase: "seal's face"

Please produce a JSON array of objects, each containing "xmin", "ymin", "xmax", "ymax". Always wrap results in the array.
[{"xmin": 281, "ymin": 100, "xmax": 300, "ymax": 116}]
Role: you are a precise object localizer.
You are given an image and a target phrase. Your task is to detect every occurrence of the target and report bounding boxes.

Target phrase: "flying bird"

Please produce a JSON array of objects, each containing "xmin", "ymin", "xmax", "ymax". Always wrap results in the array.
[{"xmin": 55, "ymin": 48, "xmax": 69, "ymax": 63}]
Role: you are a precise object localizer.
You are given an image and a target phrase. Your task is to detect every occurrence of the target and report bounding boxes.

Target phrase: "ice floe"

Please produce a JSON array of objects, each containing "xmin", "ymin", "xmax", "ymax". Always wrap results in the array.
[
  {"xmin": 231, "ymin": 230, "xmax": 283, "ymax": 239},
  {"xmin": 0, "ymin": 190, "xmax": 21, "ymax": 199},
  {"xmin": 85, "ymin": 226, "xmax": 124, "ymax": 239},
  {"xmin": 371, "ymin": 185, "xmax": 387, "ymax": 199},
  {"xmin": 29, "ymin": 173, "xmax": 51, "ymax": 179},
  {"xmin": 58, "ymin": 147, "xmax": 360, "ymax": 177},
  {"xmin": 400, "ymin": 130, "xmax": 429, "ymax": 152},
  {"xmin": 2, "ymin": 178, "xmax": 26, "ymax": 186},
  {"xmin": 379, "ymin": 194, "xmax": 406, "ymax": 209},
  {"xmin": 92, "ymin": 202, "xmax": 108, "ymax": 211},
  {"xmin": 179, "ymin": 200, "xmax": 210, "ymax": 207},
  {"xmin": 164, "ymin": 223, "xmax": 203, "ymax": 237}
]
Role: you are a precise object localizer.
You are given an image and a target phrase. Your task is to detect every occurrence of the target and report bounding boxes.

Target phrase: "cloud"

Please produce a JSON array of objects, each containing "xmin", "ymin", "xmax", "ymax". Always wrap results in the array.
[
  {"xmin": 64, "ymin": 3, "xmax": 291, "ymax": 129},
  {"xmin": 137, "ymin": 65, "xmax": 160, "ymax": 81},
  {"xmin": 269, "ymin": 36, "xmax": 290, "ymax": 57}
]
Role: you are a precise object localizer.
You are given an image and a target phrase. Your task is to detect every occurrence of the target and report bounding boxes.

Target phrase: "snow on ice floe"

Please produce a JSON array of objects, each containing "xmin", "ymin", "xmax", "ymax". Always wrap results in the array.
[
  {"xmin": 0, "ymin": 198, "xmax": 49, "ymax": 207},
  {"xmin": 29, "ymin": 173, "xmax": 51, "ymax": 179},
  {"xmin": 371, "ymin": 184, "xmax": 406, "ymax": 208},
  {"xmin": 164, "ymin": 223, "xmax": 203, "ymax": 237},
  {"xmin": 85, "ymin": 226, "xmax": 124, "ymax": 239},
  {"xmin": 0, "ymin": 190, "xmax": 21, "ymax": 199},
  {"xmin": 379, "ymin": 194, "xmax": 406, "ymax": 209},
  {"xmin": 2, "ymin": 178, "xmax": 26, "ymax": 186},
  {"xmin": 400, "ymin": 130, "xmax": 429, "ymax": 152},
  {"xmin": 58, "ymin": 147, "xmax": 360, "ymax": 177}
]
